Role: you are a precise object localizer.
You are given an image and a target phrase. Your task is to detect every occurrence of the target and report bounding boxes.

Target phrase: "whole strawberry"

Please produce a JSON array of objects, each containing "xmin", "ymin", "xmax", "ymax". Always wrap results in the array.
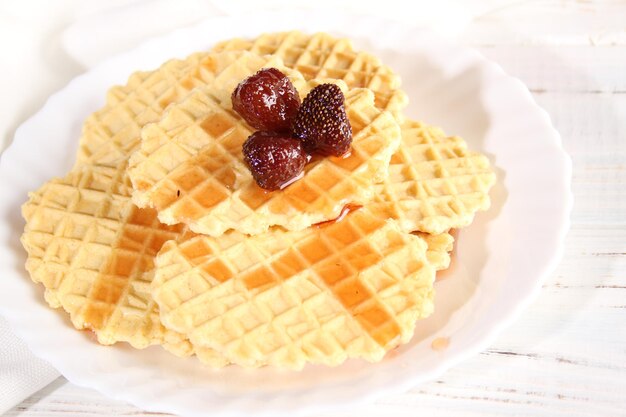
[
  {"xmin": 243, "ymin": 131, "xmax": 307, "ymax": 191},
  {"xmin": 292, "ymin": 83, "xmax": 352, "ymax": 157},
  {"xmin": 232, "ymin": 68, "xmax": 301, "ymax": 132}
]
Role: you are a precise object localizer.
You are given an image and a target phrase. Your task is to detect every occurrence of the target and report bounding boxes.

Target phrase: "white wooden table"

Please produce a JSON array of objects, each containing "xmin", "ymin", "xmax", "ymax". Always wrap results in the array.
[{"xmin": 3, "ymin": 1, "xmax": 625, "ymax": 416}]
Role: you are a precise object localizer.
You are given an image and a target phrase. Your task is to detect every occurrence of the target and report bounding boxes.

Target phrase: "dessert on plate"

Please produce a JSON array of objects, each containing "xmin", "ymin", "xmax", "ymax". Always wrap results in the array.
[{"xmin": 20, "ymin": 31, "xmax": 495, "ymax": 370}]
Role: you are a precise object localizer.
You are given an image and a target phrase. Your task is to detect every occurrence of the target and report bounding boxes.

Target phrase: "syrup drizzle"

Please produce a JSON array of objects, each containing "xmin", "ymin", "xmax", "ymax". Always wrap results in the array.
[
  {"xmin": 313, "ymin": 204, "xmax": 363, "ymax": 228},
  {"xmin": 431, "ymin": 337, "xmax": 450, "ymax": 351},
  {"xmin": 82, "ymin": 206, "xmax": 183, "ymax": 330}
]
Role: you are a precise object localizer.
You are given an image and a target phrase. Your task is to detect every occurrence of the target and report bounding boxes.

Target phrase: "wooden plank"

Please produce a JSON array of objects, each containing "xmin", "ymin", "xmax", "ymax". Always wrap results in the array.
[
  {"xmin": 472, "ymin": 46, "xmax": 626, "ymax": 93},
  {"xmin": 464, "ymin": 0, "xmax": 626, "ymax": 46}
]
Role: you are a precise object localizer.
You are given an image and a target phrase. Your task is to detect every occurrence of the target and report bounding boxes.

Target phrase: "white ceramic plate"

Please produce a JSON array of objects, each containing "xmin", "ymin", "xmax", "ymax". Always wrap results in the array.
[{"xmin": 0, "ymin": 11, "xmax": 572, "ymax": 417}]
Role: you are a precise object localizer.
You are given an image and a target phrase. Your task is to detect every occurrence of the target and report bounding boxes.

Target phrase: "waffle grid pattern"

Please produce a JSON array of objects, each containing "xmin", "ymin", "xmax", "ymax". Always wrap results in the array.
[
  {"xmin": 76, "ymin": 52, "xmax": 230, "ymax": 167},
  {"xmin": 153, "ymin": 209, "xmax": 449, "ymax": 369},
  {"xmin": 371, "ymin": 120, "xmax": 497, "ymax": 234},
  {"xmin": 130, "ymin": 75, "xmax": 401, "ymax": 236},
  {"xmin": 20, "ymin": 165, "xmax": 193, "ymax": 353},
  {"xmin": 125, "ymin": 53, "xmax": 300, "ymax": 178}
]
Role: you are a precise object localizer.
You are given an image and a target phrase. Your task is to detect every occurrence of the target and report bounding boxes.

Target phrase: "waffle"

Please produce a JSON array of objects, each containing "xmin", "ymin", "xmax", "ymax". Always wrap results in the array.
[
  {"xmin": 212, "ymin": 31, "xmax": 408, "ymax": 117},
  {"xmin": 212, "ymin": 32, "xmax": 495, "ymax": 234},
  {"xmin": 152, "ymin": 207, "xmax": 452, "ymax": 369},
  {"xmin": 21, "ymin": 150, "xmax": 227, "ymax": 365},
  {"xmin": 128, "ymin": 61, "xmax": 401, "ymax": 236},
  {"xmin": 76, "ymin": 51, "xmax": 253, "ymax": 168},
  {"xmin": 127, "ymin": 52, "xmax": 306, "ymax": 185},
  {"xmin": 370, "ymin": 120, "xmax": 496, "ymax": 234}
]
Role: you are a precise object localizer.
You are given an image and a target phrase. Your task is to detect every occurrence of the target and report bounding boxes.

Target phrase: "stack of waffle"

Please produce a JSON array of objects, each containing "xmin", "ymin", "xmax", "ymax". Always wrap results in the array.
[{"xmin": 21, "ymin": 31, "xmax": 495, "ymax": 370}]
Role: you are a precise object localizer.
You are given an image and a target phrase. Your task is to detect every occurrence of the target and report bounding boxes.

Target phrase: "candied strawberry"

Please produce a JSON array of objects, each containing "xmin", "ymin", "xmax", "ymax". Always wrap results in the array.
[
  {"xmin": 243, "ymin": 131, "xmax": 307, "ymax": 191},
  {"xmin": 232, "ymin": 68, "xmax": 301, "ymax": 132},
  {"xmin": 292, "ymin": 83, "xmax": 352, "ymax": 157}
]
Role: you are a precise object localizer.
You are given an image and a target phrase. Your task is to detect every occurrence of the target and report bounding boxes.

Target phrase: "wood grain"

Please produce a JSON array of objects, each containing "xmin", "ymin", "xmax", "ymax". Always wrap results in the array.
[{"xmin": 5, "ymin": 1, "xmax": 626, "ymax": 416}]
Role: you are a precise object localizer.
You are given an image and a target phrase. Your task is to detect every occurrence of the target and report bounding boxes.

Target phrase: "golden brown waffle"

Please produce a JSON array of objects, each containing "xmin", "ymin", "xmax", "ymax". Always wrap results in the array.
[
  {"xmin": 370, "ymin": 120, "xmax": 496, "ymax": 234},
  {"xmin": 129, "ymin": 73, "xmax": 401, "ymax": 236},
  {"xmin": 126, "ymin": 51, "xmax": 401, "ymax": 236},
  {"xmin": 21, "ymin": 166, "xmax": 180, "ymax": 350},
  {"xmin": 21, "ymin": 150, "xmax": 227, "ymax": 365},
  {"xmin": 152, "ymin": 207, "xmax": 452, "ymax": 369},
  {"xmin": 76, "ymin": 51, "xmax": 252, "ymax": 168},
  {"xmin": 212, "ymin": 31, "xmax": 408, "ymax": 116},
  {"xmin": 127, "ymin": 52, "xmax": 304, "ymax": 185}
]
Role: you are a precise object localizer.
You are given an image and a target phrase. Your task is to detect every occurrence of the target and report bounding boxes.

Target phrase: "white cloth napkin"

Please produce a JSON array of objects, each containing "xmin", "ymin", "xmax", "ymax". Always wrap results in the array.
[
  {"xmin": 0, "ymin": 317, "xmax": 59, "ymax": 414},
  {"xmin": 2, "ymin": 0, "xmax": 518, "ymax": 413}
]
